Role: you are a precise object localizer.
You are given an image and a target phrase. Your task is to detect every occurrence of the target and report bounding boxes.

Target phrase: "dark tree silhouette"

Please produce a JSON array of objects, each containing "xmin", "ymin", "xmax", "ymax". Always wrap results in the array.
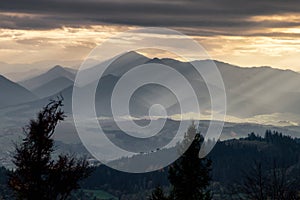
[
  {"xmin": 238, "ymin": 161, "xmax": 300, "ymax": 200},
  {"xmin": 149, "ymin": 123, "xmax": 212, "ymax": 200},
  {"xmin": 148, "ymin": 186, "xmax": 168, "ymax": 200},
  {"xmin": 8, "ymin": 99, "xmax": 91, "ymax": 200},
  {"xmin": 168, "ymin": 123, "xmax": 212, "ymax": 200},
  {"xmin": 239, "ymin": 162, "xmax": 267, "ymax": 200}
]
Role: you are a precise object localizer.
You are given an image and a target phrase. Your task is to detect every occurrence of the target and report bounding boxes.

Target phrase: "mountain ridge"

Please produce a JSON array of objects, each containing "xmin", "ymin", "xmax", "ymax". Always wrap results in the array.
[
  {"xmin": 1, "ymin": 51, "xmax": 300, "ymax": 123},
  {"xmin": 0, "ymin": 75, "xmax": 37, "ymax": 108},
  {"xmin": 18, "ymin": 65, "xmax": 76, "ymax": 90}
]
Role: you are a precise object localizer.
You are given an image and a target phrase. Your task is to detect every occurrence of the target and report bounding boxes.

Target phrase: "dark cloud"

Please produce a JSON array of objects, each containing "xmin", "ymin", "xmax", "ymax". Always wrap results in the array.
[{"xmin": 1, "ymin": 0, "xmax": 300, "ymax": 36}]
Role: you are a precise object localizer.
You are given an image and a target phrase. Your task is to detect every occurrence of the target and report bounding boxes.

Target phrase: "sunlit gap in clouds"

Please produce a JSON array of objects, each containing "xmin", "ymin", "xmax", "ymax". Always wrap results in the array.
[
  {"xmin": 1, "ymin": 15, "xmax": 300, "ymax": 72},
  {"xmin": 0, "ymin": 24, "xmax": 135, "ymax": 73}
]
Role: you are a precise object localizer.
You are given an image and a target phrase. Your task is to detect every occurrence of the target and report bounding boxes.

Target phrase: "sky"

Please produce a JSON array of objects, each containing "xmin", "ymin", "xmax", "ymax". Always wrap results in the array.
[{"xmin": 1, "ymin": 0, "xmax": 300, "ymax": 73}]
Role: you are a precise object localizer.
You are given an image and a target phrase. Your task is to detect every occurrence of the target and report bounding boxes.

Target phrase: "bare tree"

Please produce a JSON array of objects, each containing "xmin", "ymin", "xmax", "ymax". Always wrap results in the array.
[{"xmin": 237, "ymin": 161, "xmax": 300, "ymax": 200}]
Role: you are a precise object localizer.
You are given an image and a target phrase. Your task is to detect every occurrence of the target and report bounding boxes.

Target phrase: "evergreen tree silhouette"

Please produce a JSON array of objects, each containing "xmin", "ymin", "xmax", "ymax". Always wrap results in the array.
[
  {"xmin": 148, "ymin": 186, "xmax": 168, "ymax": 200},
  {"xmin": 149, "ymin": 124, "xmax": 212, "ymax": 200},
  {"xmin": 168, "ymin": 123, "xmax": 212, "ymax": 200},
  {"xmin": 8, "ymin": 98, "xmax": 91, "ymax": 200}
]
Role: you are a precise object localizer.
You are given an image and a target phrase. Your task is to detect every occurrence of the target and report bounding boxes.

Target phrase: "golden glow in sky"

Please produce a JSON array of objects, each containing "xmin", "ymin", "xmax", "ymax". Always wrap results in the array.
[{"xmin": 1, "ymin": 14, "xmax": 300, "ymax": 72}]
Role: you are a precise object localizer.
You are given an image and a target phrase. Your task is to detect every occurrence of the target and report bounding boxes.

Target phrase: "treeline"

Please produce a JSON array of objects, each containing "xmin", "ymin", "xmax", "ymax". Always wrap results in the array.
[
  {"xmin": 82, "ymin": 166, "xmax": 169, "ymax": 195},
  {"xmin": 80, "ymin": 130, "xmax": 300, "ymax": 199},
  {"xmin": 210, "ymin": 130, "xmax": 300, "ymax": 184},
  {"xmin": 1, "ymin": 111, "xmax": 300, "ymax": 200}
]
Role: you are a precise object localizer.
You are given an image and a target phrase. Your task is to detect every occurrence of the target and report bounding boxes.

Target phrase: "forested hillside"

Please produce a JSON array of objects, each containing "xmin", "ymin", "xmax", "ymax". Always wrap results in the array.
[{"xmin": 1, "ymin": 130, "xmax": 299, "ymax": 199}]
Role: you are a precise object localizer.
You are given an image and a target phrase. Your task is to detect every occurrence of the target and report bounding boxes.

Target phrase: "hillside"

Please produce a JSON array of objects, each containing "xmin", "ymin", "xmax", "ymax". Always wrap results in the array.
[
  {"xmin": 0, "ymin": 75, "xmax": 37, "ymax": 108},
  {"xmin": 3, "ymin": 52, "xmax": 300, "ymax": 122},
  {"xmin": 19, "ymin": 65, "xmax": 76, "ymax": 90},
  {"xmin": 32, "ymin": 77, "xmax": 74, "ymax": 98}
]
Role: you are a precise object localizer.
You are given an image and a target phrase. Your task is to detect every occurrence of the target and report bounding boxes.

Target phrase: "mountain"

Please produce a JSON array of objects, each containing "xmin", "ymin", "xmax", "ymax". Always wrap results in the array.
[
  {"xmin": 211, "ymin": 61, "xmax": 300, "ymax": 117},
  {"xmin": 72, "ymin": 51, "xmax": 150, "ymax": 87},
  {"xmin": 3, "ymin": 51, "xmax": 300, "ymax": 123},
  {"xmin": 19, "ymin": 65, "xmax": 76, "ymax": 90},
  {"xmin": 4, "ymin": 68, "xmax": 45, "ymax": 82},
  {"xmin": 0, "ymin": 60, "xmax": 81, "ymax": 77},
  {"xmin": 64, "ymin": 67, "xmax": 77, "ymax": 74},
  {"xmin": 103, "ymin": 51, "xmax": 150, "ymax": 76},
  {"xmin": 32, "ymin": 77, "xmax": 74, "ymax": 98},
  {"xmin": 0, "ymin": 75, "xmax": 37, "ymax": 108},
  {"xmin": 91, "ymin": 53, "xmax": 300, "ymax": 118}
]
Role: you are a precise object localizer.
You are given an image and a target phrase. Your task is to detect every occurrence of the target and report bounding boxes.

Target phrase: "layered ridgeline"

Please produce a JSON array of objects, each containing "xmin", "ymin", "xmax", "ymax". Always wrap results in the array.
[
  {"xmin": 0, "ymin": 75, "xmax": 37, "ymax": 108},
  {"xmin": 1, "ymin": 51, "xmax": 300, "ymax": 121},
  {"xmin": 19, "ymin": 65, "xmax": 76, "ymax": 98},
  {"xmin": 0, "ymin": 51, "xmax": 300, "ymax": 167}
]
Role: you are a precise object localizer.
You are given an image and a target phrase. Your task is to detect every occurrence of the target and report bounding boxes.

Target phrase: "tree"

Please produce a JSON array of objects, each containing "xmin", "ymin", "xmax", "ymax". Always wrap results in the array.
[
  {"xmin": 239, "ymin": 162, "xmax": 267, "ymax": 200},
  {"xmin": 8, "ymin": 98, "xmax": 91, "ymax": 200},
  {"xmin": 148, "ymin": 186, "xmax": 168, "ymax": 200},
  {"xmin": 238, "ymin": 161, "xmax": 300, "ymax": 200},
  {"xmin": 168, "ymin": 123, "xmax": 212, "ymax": 200},
  {"xmin": 0, "ymin": 167, "xmax": 12, "ymax": 199}
]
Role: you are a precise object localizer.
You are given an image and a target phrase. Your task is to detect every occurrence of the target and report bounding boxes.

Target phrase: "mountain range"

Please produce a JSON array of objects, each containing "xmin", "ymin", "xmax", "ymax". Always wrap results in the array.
[
  {"xmin": 1, "ymin": 52, "xmax": 300, "ymax": 130},
  {"xmin": 0, "ymin": 75, "xmax": 37, "ymax": 108},
  {"xmin": 1, "ymin": 51, "xmax": 300, "ymax": 121},
  {"xmin": 1, "ymin": 51, "xmax": 300, "ymax": 166}
]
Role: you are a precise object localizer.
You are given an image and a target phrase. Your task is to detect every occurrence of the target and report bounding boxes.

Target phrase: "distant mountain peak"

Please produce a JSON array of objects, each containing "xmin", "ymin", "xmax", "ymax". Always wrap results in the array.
[
  {"xmin": 115, "ymin": 51, "xmax": 149, "ymax": 62},
  {"xmin": 53, "ymin": 64, "xmax": 63, "ymax": 68},
  {"xmin": 146, "ymin": 57, "xmax": 163, "ymax": 64},
  {"xmin": 125, "ymin": 51, "xmax": 147, "ymax": 58},
  {"xmin": 19, "ymin": 64, "xmax": 76, "ymax": 90},
  {"xmin": 48, "ymin": 65, "xmax": 65, "ymax": 73}
]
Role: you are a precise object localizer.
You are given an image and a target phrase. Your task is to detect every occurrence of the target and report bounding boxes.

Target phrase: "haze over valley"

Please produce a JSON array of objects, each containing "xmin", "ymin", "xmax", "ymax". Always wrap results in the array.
[{"xmin": 1, "ymin": 52, "xmax": 300, "ymax": 167}]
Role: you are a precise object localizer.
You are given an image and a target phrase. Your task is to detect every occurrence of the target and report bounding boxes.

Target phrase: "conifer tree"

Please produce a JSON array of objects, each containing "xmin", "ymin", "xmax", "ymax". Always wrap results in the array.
[
  {"xmin": 8, "ymin": 99, "xmax": 91, "ymax": 200},
  {"xmin": 168, "ymin": 124, "xmax": 212, "ymax": 200},
  {"xmin": 148, "ymin": 186, "xmax": 168, "ymax": 200}
]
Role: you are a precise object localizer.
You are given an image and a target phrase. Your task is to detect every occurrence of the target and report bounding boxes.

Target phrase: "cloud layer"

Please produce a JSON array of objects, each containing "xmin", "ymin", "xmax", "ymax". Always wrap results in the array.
[
  {"xmin": 1, "ymin": 0, "xmax": 300, "ymax": 36},
  {"xmin": 1, "ymin": 0, "xmax": 300, "ymax": 71}
]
